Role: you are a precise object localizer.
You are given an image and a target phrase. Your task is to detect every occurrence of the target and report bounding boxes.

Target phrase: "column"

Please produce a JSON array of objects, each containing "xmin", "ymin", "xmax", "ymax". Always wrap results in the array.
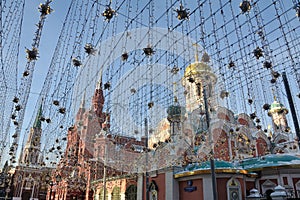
[
  {"xmin": 165, "ymin": 171, "xmax": 179, "ymax": 200},
  {"xmin": 137, "ymin": 174, "xmax": 143, "ymax": 200}
]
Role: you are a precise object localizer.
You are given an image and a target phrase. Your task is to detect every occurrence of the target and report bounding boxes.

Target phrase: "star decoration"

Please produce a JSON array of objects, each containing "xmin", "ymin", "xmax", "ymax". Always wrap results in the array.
[
  {"xmin": 102, "ymin": 6, "xmax": 116, "ymax": 21},
  {"xmin": 84, "ymin": 43, "xmax": 96, "ymax": 55},
  {"xmin": 104, "ymin": 82, "xmax": 111, "ymax": 90},
  {"xmin": 253, "ymin": 47, "xmax": 263, "ymax": 59},
  {"xmin": 175, "ymin": 4, "xmax": 189, "ymax": 20},
  {"xmin": 72, "ymin": 58, "xmax": 82, "ymax": 67},
  {"xmin": 26, "ymin": 47, "xmax": 39, "ymax": 61},
  {"xmin": 228, "ymin": 61, "xmax": 235, "ymax": 69},
  {"xmin": 121, "ymin": 52, "xmax": 129, "ymax": 61},
  {"xmin": 263, "ymin": 61, "xmax": 272, "ymax": 69},
  {"xmin": 240, "ymin": 1, "xmax": 251, "ymax": 13},
  {"xmin": 148, "ymin": 102, "xmax": 154, "ymax": 109},
  {"xmin": 39, "ymin": 3, "xmax": 53, "ymax": 15},
  {"xmin": 23, "ymin": 71, "xmax": 30, "ymax": 77},
  {"xmin": 263, "ymin": 103, "xmax": 270, "ymax": 110},
  {"xmin": 171, "ymin": 66, "xmax": 180, "ymax": 74},
  {"xmin": 143, "ymin": 46, "xmax": 155, "ymax": 56},
  {"xmin": 13, "ymin": 97, "xmax": 19, "ymax": 103}
]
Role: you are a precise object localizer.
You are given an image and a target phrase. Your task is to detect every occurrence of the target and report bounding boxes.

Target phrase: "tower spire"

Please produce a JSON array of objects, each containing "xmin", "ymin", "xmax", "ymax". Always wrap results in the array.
[
  {"xmin": 80, "ymin": 91, "xmax": 86, "ymax": 109},
  {"xmin": 21, "ymin": 101, "xmax": 43, "ymax": 165},
  {"xmin": 271, "ymin": 88, "xmax": 277, "ymax": 101},
  {"xmin": 193, "ymin": 43, "xmax": 200, "ymax": 62},
  {"xmin": 33, "ymin": 102, "xmax": 43, "ymax": 129}
]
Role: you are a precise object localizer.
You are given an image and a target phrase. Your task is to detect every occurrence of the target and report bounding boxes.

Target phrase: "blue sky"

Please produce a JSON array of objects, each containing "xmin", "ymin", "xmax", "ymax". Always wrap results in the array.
[
  {"xmin": 0, "ymin": 0, "xmax": 71, "ymax": 166},
  {"xmin": 19, "ymin": 0, "xmax": 70, "ymax": 135}
]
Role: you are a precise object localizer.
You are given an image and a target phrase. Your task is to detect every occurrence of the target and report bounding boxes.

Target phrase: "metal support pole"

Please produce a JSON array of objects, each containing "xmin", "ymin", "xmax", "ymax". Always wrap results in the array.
[
  {"xmin": 49, "ymin": 186, "xmax": 52, "ymax": 200},
  {"xmin": 102, "ymin": 135, "xmax": 107, "ymax": 200},
  {"xmin": 203, "ymin": 89, "xmax": 218, "ymax": 200},
  {"xmin": 282, "ymin": 72, "xmax": 300, "ymax": 147},
  {"xmin": 144, "ymin": 118, "xmax": 149, "ymax": 200}
]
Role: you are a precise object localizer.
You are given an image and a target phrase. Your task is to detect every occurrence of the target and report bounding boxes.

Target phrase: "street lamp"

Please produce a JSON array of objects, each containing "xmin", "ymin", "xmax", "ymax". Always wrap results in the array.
[
  {"xmin": 45, "ymin": 173, "xmax": 62, "ymax": 200},
  {"xmin": 0, "ymin": 170, "xmax": 11, "ymax": 200},
  {"xmin": 45, "ymin": 174, "xmax": 54, "ymax": 200},
  {"xmin": 55, "ymin": 174, "xmax": 62, "ymax": 184},
  {"xmin": 5, "ymin": 188, "xmax": 11, "ymax": 200},
  {"xmin": 49, "ymin": 181, "xmax": 54, "ymax": 200},
  {"xmin": 54, "ymin": 174, "xmax": 62, "ymax": 200}
]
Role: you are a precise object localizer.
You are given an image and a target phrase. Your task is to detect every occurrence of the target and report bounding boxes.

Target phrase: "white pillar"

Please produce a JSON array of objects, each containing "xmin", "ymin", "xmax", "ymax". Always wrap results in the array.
[
  {"xmin": 203, "ymin": 175, "xmax": 214, "ymax": 200},
  {"xmin": 165, "ymin": 171, "xmax": 179, "ymax": 200},
  {"xmin": 137, "ymin": 174, "xmax": 143, "ymax": 200},
  {"xmin": 31, "ymin": 181, "xmax": 35, "ymax": 198},
  {"xmin": 228, "ymin": 136, "xmax": 232, "ymax": 160},
  {"xmin": 19, "ymin": 180, "xmax": 25, "ymax": 197},
  {"xmin": 120, "ymin": 193, "xmax": 125, "ymax": 200}
]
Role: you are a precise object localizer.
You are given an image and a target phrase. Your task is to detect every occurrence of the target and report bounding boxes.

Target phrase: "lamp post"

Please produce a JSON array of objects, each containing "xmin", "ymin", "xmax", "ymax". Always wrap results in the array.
[
  {"xmin": 45, "ymin": 174, "xmax": 61, "ymax": 200},
  {"xmin": 203, "ymin": 88, "xmax": 218, "ymax": 200},
  {"xmin": 4, "ymin": 188, "xmax": 10, "ymax": 200},
  {"xmin": 49, "ymin": 181, "xmax": 54, "ymax": 200},
  {"xmin": 55, "ymin": 174, "xmax": 62, "ymax": 200}
]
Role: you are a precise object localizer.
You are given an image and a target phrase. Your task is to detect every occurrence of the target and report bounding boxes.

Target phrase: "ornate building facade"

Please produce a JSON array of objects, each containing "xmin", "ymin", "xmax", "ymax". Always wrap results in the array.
[
  {"xmin": 11, "ymin": 105, "xmax": 52, "ymax": 200},
  {"xmin": 52, "ymin": 53, "xmax": 299, "ymax": 200}
]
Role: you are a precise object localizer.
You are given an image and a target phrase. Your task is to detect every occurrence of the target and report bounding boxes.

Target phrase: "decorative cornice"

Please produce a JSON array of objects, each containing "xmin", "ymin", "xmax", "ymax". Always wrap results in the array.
[{"xmin": 174, "ymin": 168, "xmax": 248, "ymax": 178}]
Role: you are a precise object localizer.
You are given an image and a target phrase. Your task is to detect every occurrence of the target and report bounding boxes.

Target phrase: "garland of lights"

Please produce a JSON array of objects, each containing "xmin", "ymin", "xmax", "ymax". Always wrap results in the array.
[{"xmin": 4, "ymin": 0, "xmax": 299, "ymax": 186}]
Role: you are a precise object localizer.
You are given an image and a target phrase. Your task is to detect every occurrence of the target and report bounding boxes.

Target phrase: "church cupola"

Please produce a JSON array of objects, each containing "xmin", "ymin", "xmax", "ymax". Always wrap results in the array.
[
  {"xmin": 167, "ymin": 97, "xmax": 186, "ymax": 137},
  {"xmin": 182, "ymin": 51, "xmax": 217, "ymax": 112},
  {"xmin": 268, "ymin": 100, "xmax": 290, "ymax": 134}
]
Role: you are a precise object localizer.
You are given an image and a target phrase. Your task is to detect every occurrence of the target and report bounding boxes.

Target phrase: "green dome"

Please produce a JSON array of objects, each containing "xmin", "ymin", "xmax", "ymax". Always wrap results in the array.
[
  {"xmin": 167, "ymin": 104, "xmax": 186, "ymax": 123},
  {"xmin": 268, "ymin": 101, "xmax": 288, "ymax": 115}
]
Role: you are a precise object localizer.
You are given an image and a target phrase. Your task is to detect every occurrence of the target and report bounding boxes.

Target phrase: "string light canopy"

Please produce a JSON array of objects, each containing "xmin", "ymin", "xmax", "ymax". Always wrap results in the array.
[{"xmin": 1, "ymin": 0, "xmax": 299, "ymax": 175}]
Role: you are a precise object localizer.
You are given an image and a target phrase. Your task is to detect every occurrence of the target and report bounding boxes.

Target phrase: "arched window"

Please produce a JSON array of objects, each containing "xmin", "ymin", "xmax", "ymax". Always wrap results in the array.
[
  {"xmin": 295, "ymin": 180, "xmax": 300, "ymax": 198},
  {"xmin": 111, "ymin": 186, "xmax": 121, "ymax": 200},
  {"xmin": 227, "ymin": 178, "xmax": 242, "ymax": 200},
  {"xmin": 125, "ymin": 185, "xmax": 137, "ymax": 200},
  {"xmin": 149, "ymin": 181, "xmax": 158, "ymax": 200},
  {"xmin": 196, "ymin": 83, "xmax": 202, "ymax": 97},
  {"xmin": 99, "ymin": 188, "xmax": 108, "ymax": 200},
  {"xmin": 261, "ymin": 179, "xmax": 276, "ymax": 195}
]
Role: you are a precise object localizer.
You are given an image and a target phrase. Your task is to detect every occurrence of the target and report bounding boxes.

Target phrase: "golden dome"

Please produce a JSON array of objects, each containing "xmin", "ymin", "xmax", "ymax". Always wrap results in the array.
[{"xmin": 184, "ymin": 61, "xmax": 213, "ymax": 77}]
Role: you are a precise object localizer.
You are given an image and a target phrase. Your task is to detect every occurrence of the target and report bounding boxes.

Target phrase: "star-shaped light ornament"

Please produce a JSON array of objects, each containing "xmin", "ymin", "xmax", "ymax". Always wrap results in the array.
[
  {"xmin": 39, "ymin": 3, "xmax": 53, "ymax": 15},
  {"xmin": 84, "ymin": 43, "xmax": 96, "ymax": 55},
  {"xmin": 175, "ymin": 4, "xmax": 189, "ymax": 20},
  {"xmin": 239, "ymin": 1, "xmax": 251, "ymax": 13},
  {"xmin": 171, "ymin": 66, "xmax": 180, "ymax": 74},
  {"xmin": 102, "ymin": 6, "xmax": 116, "ymax": 21},
  {"xmin": 253, "ymin": 47, "xmax": 263, "ymax": 59},
  {"xmin": 26, "ymin": 47, "xmax": 39, "ymax": 61},
  {"xmin": 72, "ymin": 57, "xmax": 82, "ymax": 67},
  {"xmin": 121, "ymin": 52, "xmax": 129, "ymax": 61},
  {"xmin": 228, "ymin": 61, "xmax": 235, "ymax": 69},
  {"xmin": 143, "ymin": 45, "xmax": 155, "ymax": 56}
]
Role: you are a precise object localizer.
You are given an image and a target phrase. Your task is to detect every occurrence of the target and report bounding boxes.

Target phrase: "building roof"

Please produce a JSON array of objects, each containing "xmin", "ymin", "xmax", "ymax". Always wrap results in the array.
[
  {"xmin": 174, "ymin": 154, "xmax": 300, "ymax": 178},
  {"xmin": 174, "ymin": 160, "xmax": 246, "ymax": 178},
  {"xmin": 239, "ymin": 154, "xmax": 300, "ymax": 170}
]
